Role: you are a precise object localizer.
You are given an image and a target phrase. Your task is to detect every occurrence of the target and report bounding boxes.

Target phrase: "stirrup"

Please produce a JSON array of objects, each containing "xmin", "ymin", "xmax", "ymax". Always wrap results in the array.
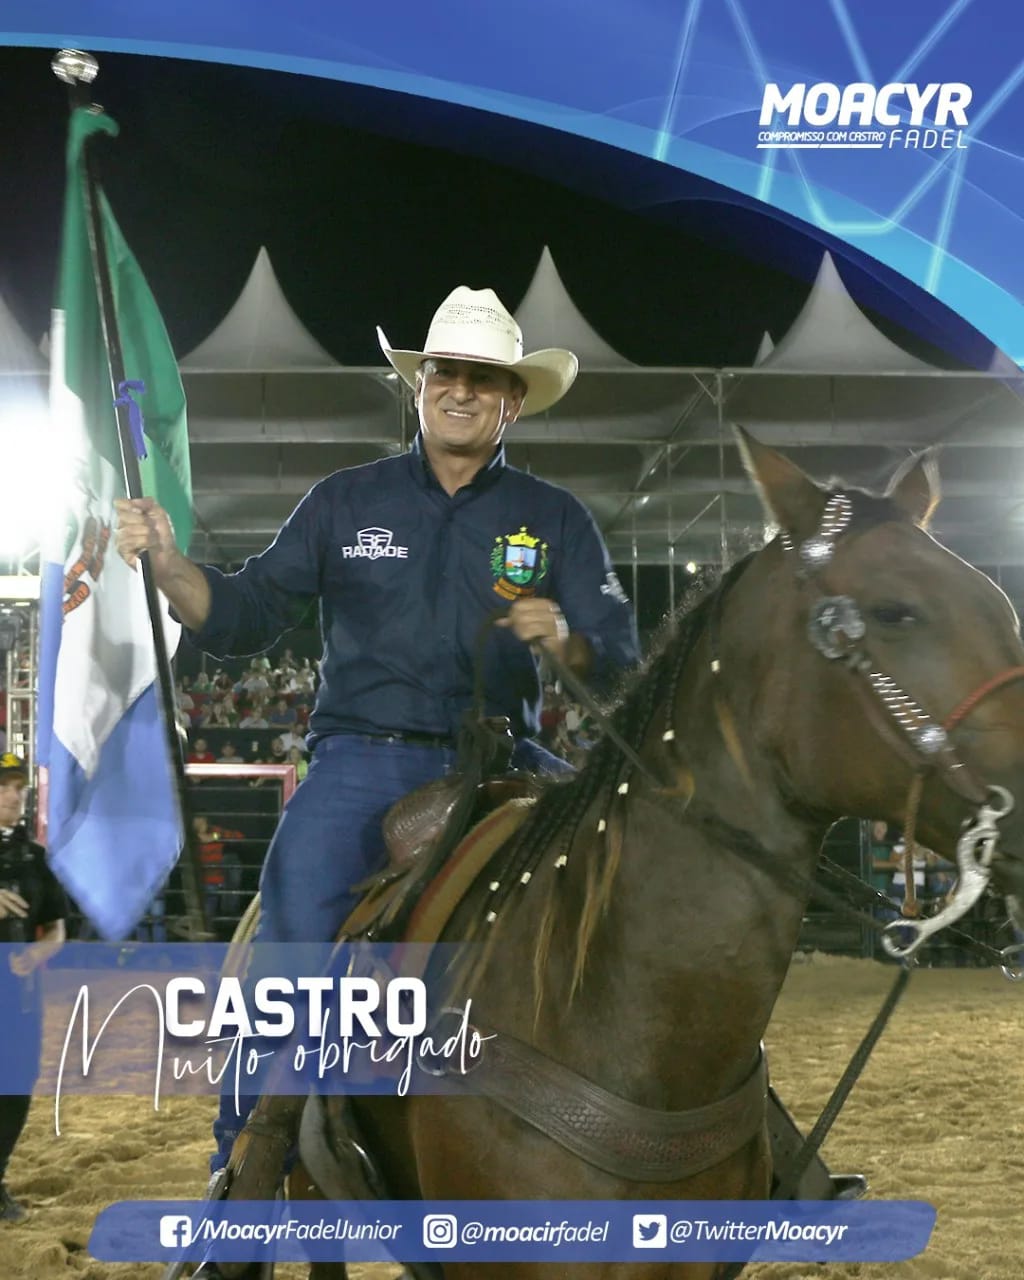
[
  {"xmin": 190, "ymin": 1263, "xmax": 274, "ymax": 1279},
  {"xmin": 766, "ymin": 1088, "xmax": 868, "ymax": 1201},
  {"xmin": 159, "ymin": 1171, "xmax": 278, "ymax": 1280},
  {"xmin": 830, "ymin": 1172, "xmax": 868, "ymax": 1200},
  {"xmin": 160, "ymin": 1169, "xmax": 231, "ymax": 1280}
]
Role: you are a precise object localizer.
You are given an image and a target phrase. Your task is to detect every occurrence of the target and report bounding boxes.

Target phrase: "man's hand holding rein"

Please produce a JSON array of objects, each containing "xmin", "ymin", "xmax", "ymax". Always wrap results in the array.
[{"xmin": 498, "ymin": 598, "xmax": 592, "ymax": 674}]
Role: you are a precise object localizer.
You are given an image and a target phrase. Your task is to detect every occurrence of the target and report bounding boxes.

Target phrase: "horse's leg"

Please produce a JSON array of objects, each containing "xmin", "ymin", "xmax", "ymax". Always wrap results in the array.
[
  {"xmin": 285, "ymin": 1163, "xmax": 349, "ymax": 1280},
  {"xmin": 307, "ymin": 1258, "xmax": 350, "ymax": 1278}
]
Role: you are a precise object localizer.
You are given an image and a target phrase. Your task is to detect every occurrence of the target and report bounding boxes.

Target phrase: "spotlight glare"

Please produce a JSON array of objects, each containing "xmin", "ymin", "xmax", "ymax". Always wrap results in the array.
[
  {"xmin": 0, "ymin": 400, "xmax": 62, "ymax": 558},
  {"xmin": 685, "ymin": 561, "xmax": 698, "ymax": 574}
]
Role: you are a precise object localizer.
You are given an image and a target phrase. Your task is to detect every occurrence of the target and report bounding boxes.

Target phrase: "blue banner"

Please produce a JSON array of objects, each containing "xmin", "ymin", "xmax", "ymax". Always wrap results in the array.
[
  {"xmin": 3, "ymin": 1, "xmax": 1024, "ymax": 357},
  {"xmin": 91, "ymin": 1198, "xmax": 936, "ymax": 1265},
  {"xmin": 1, "ymin": 942, "xmax": 479, "ymax": 1105}
]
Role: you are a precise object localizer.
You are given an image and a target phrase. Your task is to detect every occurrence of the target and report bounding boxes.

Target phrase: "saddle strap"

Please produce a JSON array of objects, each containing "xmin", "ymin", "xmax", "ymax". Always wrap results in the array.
[
  {"xmin": 468, "ymin": 1032, "xmax": 768, "ymax": 1184},
  {"xmin": 226, "ymin": 1093, "xmax": 306, "ymax": 1193}
]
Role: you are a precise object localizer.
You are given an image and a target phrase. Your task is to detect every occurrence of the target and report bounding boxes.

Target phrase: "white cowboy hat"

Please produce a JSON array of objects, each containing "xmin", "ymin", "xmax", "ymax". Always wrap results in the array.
[{"xmin": 376, "ymin": 286, "xmax": 578, "ymax": 417}]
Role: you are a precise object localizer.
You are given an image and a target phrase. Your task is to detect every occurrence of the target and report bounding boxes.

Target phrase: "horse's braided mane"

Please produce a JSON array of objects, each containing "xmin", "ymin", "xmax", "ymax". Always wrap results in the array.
[
  {"xmin": 482, "ymin": 552, "xmax": 755, "ymax": 925},
  {"xmin": 469, "ymin": 486, "xmax": 904, "ymax": 990}
]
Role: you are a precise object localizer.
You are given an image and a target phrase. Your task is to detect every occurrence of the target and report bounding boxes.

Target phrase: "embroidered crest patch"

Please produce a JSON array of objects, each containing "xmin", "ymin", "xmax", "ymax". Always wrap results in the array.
[{"xmin": 490, "ymin": 526, "xmax": 549, "ymax": 601}]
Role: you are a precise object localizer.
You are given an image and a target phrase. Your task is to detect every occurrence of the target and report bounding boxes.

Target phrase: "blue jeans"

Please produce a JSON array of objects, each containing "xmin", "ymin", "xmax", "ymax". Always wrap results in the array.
[{"xmin": 211, "ymin": 732, "xmax": 570, "ymax": 1170}]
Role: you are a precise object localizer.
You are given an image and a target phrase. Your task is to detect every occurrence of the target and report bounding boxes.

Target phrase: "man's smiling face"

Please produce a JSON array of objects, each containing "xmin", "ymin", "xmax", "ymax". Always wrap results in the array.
[{"xmin": 416, "ymin": 357, "xmax": 524, "ymax": 460}]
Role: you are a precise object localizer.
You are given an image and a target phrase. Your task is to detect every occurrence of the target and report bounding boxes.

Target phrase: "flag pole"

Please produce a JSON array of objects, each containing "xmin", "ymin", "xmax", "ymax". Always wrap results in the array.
[{"xmin": 51, "ymin": 49, "xmax": 212, "ymax": 941}]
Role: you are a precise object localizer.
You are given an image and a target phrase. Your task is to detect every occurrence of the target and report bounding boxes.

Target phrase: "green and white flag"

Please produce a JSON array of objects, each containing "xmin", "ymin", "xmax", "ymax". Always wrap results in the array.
[{"xmin": 38, "ymin": 105, "xmax": 193, "ymax": 939}]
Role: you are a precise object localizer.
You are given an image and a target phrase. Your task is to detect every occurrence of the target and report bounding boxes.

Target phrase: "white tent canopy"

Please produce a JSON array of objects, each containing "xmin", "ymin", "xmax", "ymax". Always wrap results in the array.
[
  {"xmin": 753, "ymin": 332, "xmax": 774, "ymax": 365},
  {"xmin": 0, "ymin": 293, "xmax": 46, "ymax": 375},
  {"xmin": 181, "ymin": 246, "xmax": 338, "ymax": 371},
  {"xmin": 4, "ymin": 245, "xmax": 1024, "ymax": 578},
  {"xmin": 638, "ymin": 250, "xmax": 1024, "ymax": 574},
  {"xmin": 513, "ymin": 245, "xmax": 633, "ymax": 369},
  {"xmin": 180, "ymin": 246, "xmax": 401, "ymax": 541},
  {"xmin": 178, "ymin": 247, "xmax": 1024, "ymax": 572},
  {"xmin": 757, "ymin": 251, "xmax": 936, "ymax": 373}
]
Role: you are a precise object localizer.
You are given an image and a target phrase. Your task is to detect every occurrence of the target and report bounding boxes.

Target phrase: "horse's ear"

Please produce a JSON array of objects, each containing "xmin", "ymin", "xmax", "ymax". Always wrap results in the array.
[
  {"xmin": 735, "ymin": 426, "xmax": 826, "ymax": 541},
  {"xmin": 885, "ymin": 450, "xmax": 941, "ymax": 527}
]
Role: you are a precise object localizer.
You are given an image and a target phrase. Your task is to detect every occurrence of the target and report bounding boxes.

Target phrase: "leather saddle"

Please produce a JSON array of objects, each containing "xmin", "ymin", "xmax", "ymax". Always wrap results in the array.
[
  {"xmin": 381, "ymin": 770, "xmax": 543, "ymax": 867},
  {"xmin": 377, "ymin": 714, "xmax": 542, "ymax": 870}
]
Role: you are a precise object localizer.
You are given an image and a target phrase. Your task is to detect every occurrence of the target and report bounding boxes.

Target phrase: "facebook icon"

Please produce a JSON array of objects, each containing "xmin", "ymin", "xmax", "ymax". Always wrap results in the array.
[{"xmin": 159, "ymin": 1215, "xmax": 193, "ymax": 1248}]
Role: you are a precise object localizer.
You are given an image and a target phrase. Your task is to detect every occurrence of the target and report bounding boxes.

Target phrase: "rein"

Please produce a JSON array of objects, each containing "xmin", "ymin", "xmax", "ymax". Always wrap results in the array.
[
  {"xmin": 534, "ymin": 496, "xmax": 1023, "ymax": 1216},
  {"xmin": 540, "ymin": 522, "xmax": 1019, "ymax": 967},
  {"xmin": 715, "ymin": 964, "xmax": 914, "ymax": 1280},
  {"xmin": 455, "ymin": 502, "xmax": 1020, "ymax": 1215},
  {"xmin": 708, "ymin": 497, "xmax": 1024, "ymax": 1223},
  {"xmin": 534, "ymin": 515, "xmax": 1021, "ymax": 970},
  {"xmin": 539, "ymin": 646, "xmax": 667, "ymax": 790}
]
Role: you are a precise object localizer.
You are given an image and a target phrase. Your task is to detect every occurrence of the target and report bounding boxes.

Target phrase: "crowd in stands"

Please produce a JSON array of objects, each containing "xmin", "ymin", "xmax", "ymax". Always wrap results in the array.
[
  {"xmin": 175, "ymin": 649, "xmax": 317, "ymax": 765},
  {"xmin": 14, "ymin": 635, "xmax": 1014, "ymax": 963},
  {"xmin": 112, "ymin": 645, "xmax": 325, "ymax": 939},
  {"xmin": 174, "ymin": 649, "xmax": 317, "ymax": 820},
  {"xmin": 174, "ymin": 646, "xmax": 599, "ymax": 775}
]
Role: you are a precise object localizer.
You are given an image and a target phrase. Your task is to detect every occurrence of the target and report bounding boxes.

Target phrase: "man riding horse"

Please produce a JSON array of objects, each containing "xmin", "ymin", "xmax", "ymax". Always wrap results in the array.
[{"xmin": 115, "ymin": 288, "xmax": 860, "ymax": 1277}]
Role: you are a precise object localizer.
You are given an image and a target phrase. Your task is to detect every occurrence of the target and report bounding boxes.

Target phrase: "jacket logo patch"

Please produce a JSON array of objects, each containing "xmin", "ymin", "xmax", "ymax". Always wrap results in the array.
[
  {"xmin": 600, "ymin": 571, "xmax": 629, "ymax": 604},
  {"xmin": 342, "ymin": 527, "xmax": 409, "ymax": 560},
  {"xmin": 491, "ymin": 527, "xmax": 549, "ymax": 601}
]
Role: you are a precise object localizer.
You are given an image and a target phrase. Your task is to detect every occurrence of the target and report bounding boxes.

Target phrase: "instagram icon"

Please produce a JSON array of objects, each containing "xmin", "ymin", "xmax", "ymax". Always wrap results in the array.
[{"xmin": 423, "ymin": 1213, "xmax": 458, "ymax": 1248}]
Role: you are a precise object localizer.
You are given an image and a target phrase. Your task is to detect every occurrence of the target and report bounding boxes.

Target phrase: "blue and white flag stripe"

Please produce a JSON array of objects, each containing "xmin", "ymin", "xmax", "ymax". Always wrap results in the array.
[{"xmin": 37, "ymin": 309, "xmax": 182, "ymax": 939}]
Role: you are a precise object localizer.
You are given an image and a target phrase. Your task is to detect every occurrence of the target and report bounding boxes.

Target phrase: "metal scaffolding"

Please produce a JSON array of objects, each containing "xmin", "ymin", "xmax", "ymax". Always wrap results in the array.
[{"xmin": 0, "ymin": 577, "xmax": 40, "ymax": 779}]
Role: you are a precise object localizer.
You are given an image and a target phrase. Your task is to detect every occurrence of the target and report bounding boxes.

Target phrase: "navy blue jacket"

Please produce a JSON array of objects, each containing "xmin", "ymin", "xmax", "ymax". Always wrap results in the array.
[{"xmin": 188, "ymin": 438, "xmax": 639, "ymax": 742}]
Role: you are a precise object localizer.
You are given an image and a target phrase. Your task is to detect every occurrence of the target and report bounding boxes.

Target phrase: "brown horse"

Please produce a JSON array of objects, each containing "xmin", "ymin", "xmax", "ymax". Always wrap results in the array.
[{"xmin": 299, "ymin": 432, "xmax": 1024, "ymax": 1280}]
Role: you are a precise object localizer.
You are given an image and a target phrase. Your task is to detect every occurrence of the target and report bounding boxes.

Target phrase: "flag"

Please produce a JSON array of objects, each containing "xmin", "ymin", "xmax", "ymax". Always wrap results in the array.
[{"xmin": 37, "ymin": 106, "xmax": 193, "ymax": 939}]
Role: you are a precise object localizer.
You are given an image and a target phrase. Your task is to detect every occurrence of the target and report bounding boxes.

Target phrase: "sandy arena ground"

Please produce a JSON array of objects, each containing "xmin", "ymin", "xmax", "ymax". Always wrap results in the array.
[{"xmin": 0, "ymin": 953, "xmax": 1020, "ymax": 1279}]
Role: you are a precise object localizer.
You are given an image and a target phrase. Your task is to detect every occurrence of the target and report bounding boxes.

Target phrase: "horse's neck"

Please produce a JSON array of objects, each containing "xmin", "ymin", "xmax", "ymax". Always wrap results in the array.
[
  {"xmin": 529, "ymin": 566, "xmax": 827, "ymax": 1109},
  {"xmin": 540, "ymin": 791, "xmax": 822, "ymax": 1111}
]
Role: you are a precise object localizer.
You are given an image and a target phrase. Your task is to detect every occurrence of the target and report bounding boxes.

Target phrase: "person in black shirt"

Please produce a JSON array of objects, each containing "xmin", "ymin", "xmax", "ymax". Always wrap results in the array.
[{"xmin": 0, "ymin": 753, "xmax": 68, "ymax": 1222}]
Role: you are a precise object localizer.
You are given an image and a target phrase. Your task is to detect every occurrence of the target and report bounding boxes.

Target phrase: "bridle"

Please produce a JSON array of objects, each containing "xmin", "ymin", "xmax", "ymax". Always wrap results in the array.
[
  {"xmin": 537, "ymin": 488, "xmax": 1024, "ymax": 971},
  {"xmin": 505, "ymin": 490, "xmax": 1024, "ymax": 1230},
  {"xmin": 518, "ymin": 492, "xmax": 1024, "ymax": 1231},
  {"xmin": 713, "ymin": 492, "xmax": 1024, "ymax": 1227},
  {"xmin": 780, "ymin": 491, "xmax": 1024, "ymax": 965}
]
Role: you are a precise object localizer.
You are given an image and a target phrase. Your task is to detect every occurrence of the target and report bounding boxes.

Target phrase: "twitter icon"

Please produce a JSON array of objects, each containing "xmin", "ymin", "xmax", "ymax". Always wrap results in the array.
[{"xmin": 632, "ymin": 1214, "xmax": 668, "ymax": 1248}]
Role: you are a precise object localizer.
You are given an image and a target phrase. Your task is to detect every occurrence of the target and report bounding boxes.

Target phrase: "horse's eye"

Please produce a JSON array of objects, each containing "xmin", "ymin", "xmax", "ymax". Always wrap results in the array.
[{"xmin": 869, "ymin": 602, "xmax": 919, "ymax": 628}]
